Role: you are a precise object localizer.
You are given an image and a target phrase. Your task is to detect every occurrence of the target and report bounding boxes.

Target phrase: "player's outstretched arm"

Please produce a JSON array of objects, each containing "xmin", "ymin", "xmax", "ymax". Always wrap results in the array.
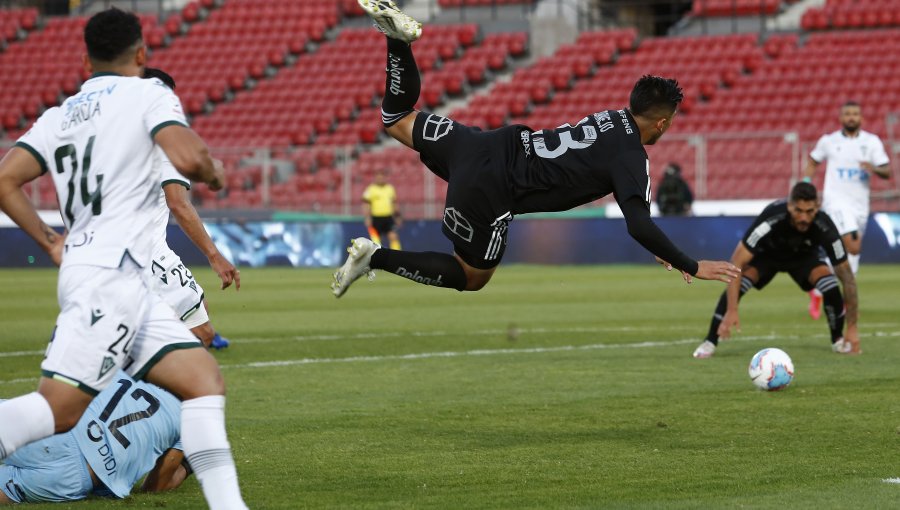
[
  {"xmin": 693, "ymin": 260, "xmax": 742, "ymax": 283},
  {"xmin": 141, "ymin": 448, "xmax": 190, "ymax": 493},
  {"xmin": 833, "ymin": 260, "xmax": 860, "ymax": 353},
  {"xmin": 164, "ymin": 183, "xmax": 240, "ymax": 290},
  {"xmin": 0, "ymin": 148, "xmax": 65, "ymax": 265},
  {"xmin": 621, "ymin": 197, "xmax": 739, "ymax": 283}
]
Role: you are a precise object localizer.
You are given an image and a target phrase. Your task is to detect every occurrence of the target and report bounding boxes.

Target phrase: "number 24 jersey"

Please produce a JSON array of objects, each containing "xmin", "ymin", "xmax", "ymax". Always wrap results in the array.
[{"xmin": 15, "ymin": 74, "xmax": 188, "ymax": 269}]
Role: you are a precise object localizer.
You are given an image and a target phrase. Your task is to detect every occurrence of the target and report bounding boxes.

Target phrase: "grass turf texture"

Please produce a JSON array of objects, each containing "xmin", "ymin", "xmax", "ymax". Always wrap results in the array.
[{"xmin": 1, "ymin": 265, "xmax": 899, "ymax": 509}]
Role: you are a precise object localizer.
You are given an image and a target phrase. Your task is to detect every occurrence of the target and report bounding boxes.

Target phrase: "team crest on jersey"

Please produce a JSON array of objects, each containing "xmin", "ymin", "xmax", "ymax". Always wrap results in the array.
[
  {"xmin": 98, "ymin": 356, "xmax": 116, "ymax": 380},
  {"xmin": 423, "ymin": 114, "xmax": 453, "ymax": 141}
]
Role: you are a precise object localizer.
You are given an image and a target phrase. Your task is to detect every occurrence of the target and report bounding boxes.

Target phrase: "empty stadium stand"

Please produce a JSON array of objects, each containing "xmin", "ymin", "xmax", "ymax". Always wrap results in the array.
[{"xmin": 1, "ymin": 1, "xmax": 897, "ymax": 213}]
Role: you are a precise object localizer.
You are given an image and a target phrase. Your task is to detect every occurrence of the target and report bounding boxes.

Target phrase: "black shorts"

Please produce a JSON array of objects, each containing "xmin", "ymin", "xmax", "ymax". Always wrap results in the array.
[
  {"xmin": 748, "ymin": 253, "xmax": 828, "ymax": 292},
  {"xmin": 412, "ymin": 113, "xmax": 525, "ymax": 269},
  {"xmin": 371, "ymin": 215, "xmax": 395, "ymax": 237}
]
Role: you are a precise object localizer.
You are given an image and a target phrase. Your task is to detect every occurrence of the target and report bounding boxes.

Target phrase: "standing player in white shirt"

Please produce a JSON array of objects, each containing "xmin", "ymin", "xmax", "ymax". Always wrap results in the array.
[
  {"xmin": 0, "ymin": 9, "xmax": 248, "ymax": 510},
  {"xmin": 803, "ymin": 101, "xmax": 890, "ymax": 319},
  {"xmin": 144, "ymin": 68, "xmax": 236, "ymax": 350}
]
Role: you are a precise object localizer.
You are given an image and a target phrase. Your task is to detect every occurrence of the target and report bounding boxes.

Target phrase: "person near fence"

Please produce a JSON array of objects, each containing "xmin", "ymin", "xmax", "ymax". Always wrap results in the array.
[
  {"xmin": 362, "ymin": 168, "xmax": 402, "ymax": 249},
  {"xmin": 802, "ymin": 101, "xmax": 890, "ymax": 319},
  {"xmin": 330, "ymin": 0, "xmax": 740, "ymax": 298},
  {"xmin": 656, "ymin": 162, "xmax": 693, "ymax": 216}
]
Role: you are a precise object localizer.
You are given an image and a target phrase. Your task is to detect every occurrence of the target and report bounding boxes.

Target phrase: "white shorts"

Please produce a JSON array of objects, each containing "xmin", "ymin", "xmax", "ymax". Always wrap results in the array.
[
  {"xmin": 42, "ymin": 261, "xmax": 201, "ymax": 395},
  {"xmin": 148, "ymin": 246, "xmax": 206, "ymax": 324},
  {"xmin": 823, "ymin": 201, "xmax": 868, "ymax": 237}
]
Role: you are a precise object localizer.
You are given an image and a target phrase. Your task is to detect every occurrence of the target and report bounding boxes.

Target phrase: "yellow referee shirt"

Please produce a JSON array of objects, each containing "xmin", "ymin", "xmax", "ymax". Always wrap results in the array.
[{"xmin": 362, "ymin": 183, "xmax": 397, "ymax": 217}]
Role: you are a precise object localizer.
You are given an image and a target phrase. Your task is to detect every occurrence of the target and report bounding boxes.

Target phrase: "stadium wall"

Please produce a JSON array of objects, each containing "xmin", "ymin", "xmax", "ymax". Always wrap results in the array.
[{"xmin": 2, "ymin": 215, "xmax": 900, "ymax": 268}]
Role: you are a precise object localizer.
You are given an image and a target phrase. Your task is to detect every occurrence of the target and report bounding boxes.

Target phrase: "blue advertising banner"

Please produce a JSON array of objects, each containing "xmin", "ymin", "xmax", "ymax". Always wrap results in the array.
[{"xmin": 2, "ymin": 214, "xmax": 899, "ymax": 268}]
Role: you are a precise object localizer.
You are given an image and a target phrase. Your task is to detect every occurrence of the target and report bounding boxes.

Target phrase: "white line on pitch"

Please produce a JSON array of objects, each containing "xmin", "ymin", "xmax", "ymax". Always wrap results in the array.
[
  {"xmin": 0, "ymin": 334, "xmax": 780, "ymax": 386},
  {"xmin": 222, "ymin": 334, "xmax": 784, "ymax": 371},
  {"xmin": 0, "ymin": 350, "xmax": 44, "ymax": 358},
  {"xmin": 236, "ymin": 322, "xmax": 899, "ymax": 345},
  {"xmin": 3, "ymin": 331, "xmax": 899, "ymax": 386},
  {"xmin": 235, "ymin": 325, "xmax": 699, "ymax": 344},
  {"xmin": 882, "ymin": 478, "xmax": 900, "ymax": 484}
]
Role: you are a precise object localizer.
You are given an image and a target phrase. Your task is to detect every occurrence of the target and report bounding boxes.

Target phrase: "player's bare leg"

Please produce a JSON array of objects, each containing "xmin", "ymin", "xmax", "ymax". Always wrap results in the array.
[
  {"xmin": 0, "ymin": 377, "xmax": 88, "ymax": 463},
  {"xmin": 147, "ymin": 348, "xmax": 247, "ymax": 510}
]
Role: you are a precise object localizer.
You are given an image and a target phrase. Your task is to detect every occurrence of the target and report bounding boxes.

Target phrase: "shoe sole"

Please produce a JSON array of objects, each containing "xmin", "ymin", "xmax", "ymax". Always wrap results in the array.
[{"xmin": 358, "ymin": 0, "xmax": 422, "ymax": 43}]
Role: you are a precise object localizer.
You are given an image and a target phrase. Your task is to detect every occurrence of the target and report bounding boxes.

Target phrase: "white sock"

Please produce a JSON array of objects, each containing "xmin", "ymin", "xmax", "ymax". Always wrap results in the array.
[
  {"xmin": 181, "ymin": 396, "xmax": 248, "ymax": 510},
  {"xmin": 0, "ymin": 392, "xmax": 55, "ymax": 460},
  {"xmin": 848, "ymin": 253, "xmax": 860, "ymax": 274},
  {"xmin": 810, "ymin": 288, "xmax": 822, "ymax": 298}
]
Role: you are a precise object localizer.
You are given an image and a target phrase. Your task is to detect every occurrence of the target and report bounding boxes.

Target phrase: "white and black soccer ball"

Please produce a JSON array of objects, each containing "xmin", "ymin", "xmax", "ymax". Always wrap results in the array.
[{"xmin": 748, "ymin": 348, "xmax": 794, "ymax": 391}]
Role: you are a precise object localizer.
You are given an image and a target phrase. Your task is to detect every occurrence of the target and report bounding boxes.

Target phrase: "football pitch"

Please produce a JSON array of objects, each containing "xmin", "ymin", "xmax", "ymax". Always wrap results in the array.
[{"xmin": 2, "ymin": 264, "xmax": 899, "ymax": 509}]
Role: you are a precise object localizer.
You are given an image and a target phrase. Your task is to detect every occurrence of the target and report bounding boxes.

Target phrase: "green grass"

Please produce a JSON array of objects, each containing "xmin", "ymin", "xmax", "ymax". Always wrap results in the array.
[{"xmin": 1, "ymin": 265, "xmax": 899, "ymax": 509}]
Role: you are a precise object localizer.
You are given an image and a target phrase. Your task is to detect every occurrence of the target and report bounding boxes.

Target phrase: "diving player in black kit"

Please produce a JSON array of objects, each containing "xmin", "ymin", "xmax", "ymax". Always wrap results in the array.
[{"xmin": 332, "ymin": 0, "xmax": 740, "ymax": 298}]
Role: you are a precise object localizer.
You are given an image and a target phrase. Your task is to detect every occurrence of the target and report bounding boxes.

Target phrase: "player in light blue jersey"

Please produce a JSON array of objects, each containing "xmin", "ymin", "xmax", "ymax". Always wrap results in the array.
[{"xmin": 0, "ymin": 372, "xmax": 188, "ymax": 504}]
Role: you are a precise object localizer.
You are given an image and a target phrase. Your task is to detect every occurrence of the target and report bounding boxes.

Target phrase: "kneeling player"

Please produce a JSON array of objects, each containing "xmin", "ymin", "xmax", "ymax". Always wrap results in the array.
[{"xmin": 692, "ymin": 182, "xmax": 859, "ymax": 359}]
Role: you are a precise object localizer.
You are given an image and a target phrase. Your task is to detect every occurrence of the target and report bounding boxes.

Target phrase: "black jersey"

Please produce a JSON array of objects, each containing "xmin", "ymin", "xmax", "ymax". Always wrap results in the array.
[
  {"xmin": 742, "ymin": 200, "xmax": 847, "ymax": 265},
  {"xmin": 511, "ymin": 109, "xmax": 648, "ymax": 214}
]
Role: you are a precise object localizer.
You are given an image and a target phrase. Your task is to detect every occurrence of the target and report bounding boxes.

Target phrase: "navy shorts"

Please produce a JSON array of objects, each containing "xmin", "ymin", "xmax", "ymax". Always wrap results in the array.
[
  {"xmin": 413, "ymin": 113, "xmax": 525, "ymax": 269},
  {"xmin": 749, "ymin": 254, "xmax": 829, "ymax": 292}
]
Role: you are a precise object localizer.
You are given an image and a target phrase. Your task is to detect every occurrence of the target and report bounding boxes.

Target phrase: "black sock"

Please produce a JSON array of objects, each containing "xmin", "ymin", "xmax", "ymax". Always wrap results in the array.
[
  {"xmin": 370, "ymin": 249, "xmax": 467, "ymax": 291},
  {"xmin": 382, "ymin": 37, "xmax": 420, "ymax": 127},
  {"xmin": 706, "ymin": 276, "xmax": 753, "ymax": 345},
  {"xmin": 816, "ymin": 275, "xmax": 845, "ymax": 342}
]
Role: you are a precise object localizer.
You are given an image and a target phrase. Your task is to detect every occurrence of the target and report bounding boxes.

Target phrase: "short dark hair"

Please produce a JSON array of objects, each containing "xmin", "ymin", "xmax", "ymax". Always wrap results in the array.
[
  {"xmin": 841, "ymin": 100, "xmax": 861, "ymax": 109},
  {"xmin": 629, "ymin": 75, "xmax": 683, "ymax": 117},
  {"xmin": 790, "ymin": 181, "xmax": 817, "ymax": 202},
  {"xmin": 144, "ymin": 67, "xmax": 176, "ymax": 90},
  {"xmin": 84, "ymin": 8, "xmax": 143, "ymax": 63}
]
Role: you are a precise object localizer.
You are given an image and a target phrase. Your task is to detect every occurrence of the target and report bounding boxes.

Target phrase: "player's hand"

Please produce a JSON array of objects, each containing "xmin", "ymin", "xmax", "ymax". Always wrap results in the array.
[
  {"xmin": 48, "ymin": 231, "xmax": 66, "ymax": 267},
  {"xmin": 655, "ymin": 256, "xmax": 673, "ymax": 271},
  {"xmin": 844, "ymin": 323, "xmax": 861, "ymax": 354},
  {"xmin": 208, "ymin": 159, "xmax": 225, "ymax": 192},
  {"xmin": 209, "ymin": 252, "xmax": 240, "ymax": 291},
  {"xmin": 717, "ymin": 310, "xmax": 740, "ymax": 340},
  {"xmin": 693, "ymin": 260, "xmax": 741, "ymax": 284},
  {"xmin": 859, "ymin": 161, "xmax": 875, "ymax": 173}
]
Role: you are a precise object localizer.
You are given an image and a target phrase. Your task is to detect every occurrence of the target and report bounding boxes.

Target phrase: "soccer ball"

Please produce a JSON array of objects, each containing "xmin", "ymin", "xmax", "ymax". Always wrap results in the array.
[{"xmin": 748, "ymin": 348, "xmax": 794, "ymax": 391}]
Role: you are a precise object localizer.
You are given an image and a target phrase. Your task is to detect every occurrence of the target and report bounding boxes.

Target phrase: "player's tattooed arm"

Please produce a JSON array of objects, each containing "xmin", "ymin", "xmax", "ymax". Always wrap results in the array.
[{"xmin": 834, "ymin": 261, "xmax": 858, "ymax": 326}]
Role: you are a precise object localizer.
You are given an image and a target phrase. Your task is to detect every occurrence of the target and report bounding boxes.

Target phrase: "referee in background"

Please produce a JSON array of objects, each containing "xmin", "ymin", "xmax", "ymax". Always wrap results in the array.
[{"xmin": 362, "ymin": 169, "xmax": 402, "ymax": 249}]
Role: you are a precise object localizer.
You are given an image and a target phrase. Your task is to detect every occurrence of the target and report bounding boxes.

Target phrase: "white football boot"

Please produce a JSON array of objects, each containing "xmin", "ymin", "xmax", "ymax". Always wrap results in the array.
[
  {"xmin": 332, "ymin": 238, "xmax": 379, "ymax": 298},
  {"xmin": 692, "ymin": 340, "xmax": 716, "ymax": 359},
  {"xmin": 358, "ymin": 0, "xmax": 422, "ymax": 44}
]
